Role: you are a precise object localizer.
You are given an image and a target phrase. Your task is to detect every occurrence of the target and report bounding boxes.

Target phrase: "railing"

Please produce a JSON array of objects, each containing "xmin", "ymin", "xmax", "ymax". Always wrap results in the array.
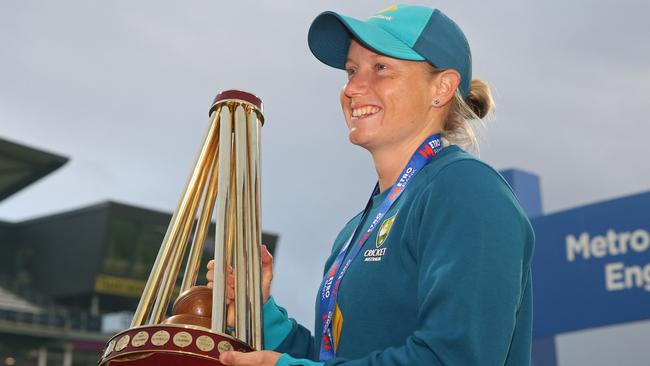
[
  {"xmin": 0, "ymin": 275, "xmax": 102, "ymax": 333},
  {"xmin": 0, "ymin": 274, "xmax": 50, "ymax": 307},
  {"xmin": 0, "ymin": 307, "xmax": 102, "ymax": 332}
]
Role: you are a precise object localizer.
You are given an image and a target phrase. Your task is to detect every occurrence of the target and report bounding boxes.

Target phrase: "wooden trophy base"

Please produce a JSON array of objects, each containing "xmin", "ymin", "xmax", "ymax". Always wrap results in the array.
[{"xmin": 99, "ymin": 324, "xmax": 253, "ymax": 366}]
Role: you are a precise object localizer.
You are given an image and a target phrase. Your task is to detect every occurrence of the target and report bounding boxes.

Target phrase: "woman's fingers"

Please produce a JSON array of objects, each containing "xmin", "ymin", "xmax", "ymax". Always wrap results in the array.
[
  {"xmin": 206, "ymin": 270, "xmax": 213, "ymax": 288},
  {"xmin": 219, "ymin": 350, "xmax": 281, "ymax": 366},
  {"xmin": 206, "ymin": 247, "xmax": 272, "ymax": 304},
  {"xmin": 226, "ymin": 282, "xmax": 235, "ymax": 301},
  {"xmin": 260, "ymin": 245, "xmax": 273, "ymax": 304},
  {"xmin": 261, "ymin": 245, "xmax": 273, "ymax": 263},
  {"xmin": 206, "ymin": 265, "xmax": 234, "ymax": 285},
  {"xmin": 206, "ymin": 259, "xmax": 216, "ymax": 288},
  {"xmin": 226, "ymin": 301, "xmax": 235, "ymax": 327}
]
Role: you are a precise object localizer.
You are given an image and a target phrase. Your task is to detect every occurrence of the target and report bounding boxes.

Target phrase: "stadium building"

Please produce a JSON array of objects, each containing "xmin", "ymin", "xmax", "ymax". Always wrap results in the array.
[{"xmin": 0, "ymin": 138, "xmax": 278, "ymax": 366}]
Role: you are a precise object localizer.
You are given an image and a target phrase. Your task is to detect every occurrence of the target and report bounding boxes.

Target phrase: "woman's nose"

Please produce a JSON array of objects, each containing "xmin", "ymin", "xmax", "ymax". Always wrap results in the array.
[{"xmin": 344, "ymin": 72, "xmax": 369, "ymax": 97}]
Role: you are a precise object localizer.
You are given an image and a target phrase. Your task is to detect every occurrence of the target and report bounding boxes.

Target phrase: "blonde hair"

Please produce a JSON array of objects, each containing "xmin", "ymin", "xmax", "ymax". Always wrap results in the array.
[{"xmin": 428, "ymin": 66, "xmax": 495, "ymax": 155}]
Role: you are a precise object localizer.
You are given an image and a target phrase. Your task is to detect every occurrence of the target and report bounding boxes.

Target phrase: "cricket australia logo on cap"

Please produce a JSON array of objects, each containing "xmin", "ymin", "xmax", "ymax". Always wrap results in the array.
[
  {"xmin": 368, "ymin": 5, "xmax": 398, "ymax": 21},
  {"xmin": 363, "ymin": 214, "xmax": 396, "ymax": 262},
  {"xmin": 377, "ymin": 5, "xmax": 398, "ymax": 14}
]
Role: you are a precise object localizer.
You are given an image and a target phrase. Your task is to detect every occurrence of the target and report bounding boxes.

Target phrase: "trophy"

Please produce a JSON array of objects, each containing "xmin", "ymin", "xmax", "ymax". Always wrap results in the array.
[{"xmin": 99, "ymin": 90, "xmax": 264, "ymax": 366}]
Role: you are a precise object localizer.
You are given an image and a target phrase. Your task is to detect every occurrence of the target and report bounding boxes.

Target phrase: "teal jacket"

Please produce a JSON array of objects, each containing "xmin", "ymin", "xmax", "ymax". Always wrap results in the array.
[{"xmin": 264, "ymin": 145, "xmax": 535, "ymax": 365}]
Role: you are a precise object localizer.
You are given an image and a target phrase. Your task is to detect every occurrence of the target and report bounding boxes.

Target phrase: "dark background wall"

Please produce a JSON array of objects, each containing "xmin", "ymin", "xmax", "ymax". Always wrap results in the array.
[{"xmin": 13, "ymin": 204, "xmax": 110, "ymax": 303}]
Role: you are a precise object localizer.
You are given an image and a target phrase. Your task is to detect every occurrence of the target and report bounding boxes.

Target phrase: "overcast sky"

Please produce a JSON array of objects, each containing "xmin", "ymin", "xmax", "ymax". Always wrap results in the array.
[{"xmin": 2, "ymin": 0, "xmax": 649, "ymax": 331}]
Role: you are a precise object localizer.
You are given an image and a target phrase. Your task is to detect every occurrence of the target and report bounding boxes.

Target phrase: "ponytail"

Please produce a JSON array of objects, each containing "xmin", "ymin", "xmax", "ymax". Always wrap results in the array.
[{"xmin": 442, "ymin": 79, "xmax": 495, "ymax": 154}]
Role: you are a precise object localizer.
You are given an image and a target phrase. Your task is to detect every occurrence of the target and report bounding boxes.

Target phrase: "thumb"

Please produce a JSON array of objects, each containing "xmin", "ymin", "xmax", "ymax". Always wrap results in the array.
[
  {"xmin": 219, "ymin": 351, "xmax": 237, "ymax": 365},
  {"xmin": 261, "ymin": 244, "xmax": 273, "ymax": 263}
]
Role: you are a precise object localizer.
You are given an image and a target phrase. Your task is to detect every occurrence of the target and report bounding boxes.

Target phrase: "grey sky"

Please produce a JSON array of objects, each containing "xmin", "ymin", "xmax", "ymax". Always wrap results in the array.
[{"xmin": 1, "ymin": 0, "xmax": 649, "ymax": 343}]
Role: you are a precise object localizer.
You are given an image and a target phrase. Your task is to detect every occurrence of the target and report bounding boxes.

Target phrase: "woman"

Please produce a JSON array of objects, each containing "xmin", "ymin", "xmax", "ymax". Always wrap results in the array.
[{"xmin": 208, "ymin": 4, "xmax": 534, "ymax": 366}]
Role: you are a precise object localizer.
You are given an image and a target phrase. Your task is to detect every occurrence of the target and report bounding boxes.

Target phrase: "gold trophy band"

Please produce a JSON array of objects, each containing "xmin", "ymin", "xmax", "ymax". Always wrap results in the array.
[{"xmin": 99, "ymin": 90, "xmax": 265, "ymax": 366}]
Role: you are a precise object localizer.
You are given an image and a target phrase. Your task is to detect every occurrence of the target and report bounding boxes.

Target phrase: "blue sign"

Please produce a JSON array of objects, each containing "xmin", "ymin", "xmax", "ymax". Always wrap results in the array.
[
  {"xmin": 530, "ymin": 191, "xmax": 650, "ymax": 337},
  {"xmin": 501, "ymin": 169, "xmax": 650, "ymax": 365}
]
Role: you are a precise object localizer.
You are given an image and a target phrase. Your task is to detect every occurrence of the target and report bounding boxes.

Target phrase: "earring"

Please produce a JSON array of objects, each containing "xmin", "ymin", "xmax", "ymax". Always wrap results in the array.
[{"xmin": 433, "ymin": 99, "xmax": 440, "ymax": 105}]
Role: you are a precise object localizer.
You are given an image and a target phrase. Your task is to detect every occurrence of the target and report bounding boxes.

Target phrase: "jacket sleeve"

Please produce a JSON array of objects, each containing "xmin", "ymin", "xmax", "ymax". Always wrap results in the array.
[
  {"xmin": 262, "ymin": 296, "xmax": 295, "ymax": 350},
  {"xmin": 321, "ymin": 160, "xmax": 534, "ymax": 365},
  {"xmin": 263, "ymin": 296, "xmax": 317, "ymax": 359},
  {"xmin": 263, "ymin": 298, "xmax": 324, "ymax": 365}
]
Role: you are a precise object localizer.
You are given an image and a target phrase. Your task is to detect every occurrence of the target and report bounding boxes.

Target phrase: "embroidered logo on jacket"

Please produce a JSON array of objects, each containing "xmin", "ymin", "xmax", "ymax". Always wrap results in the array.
[
  {"xmin": 376, "ymin": 214, "xmax": 396, "ymax": 248},
  {"xmin": 364, "ymin": 214, "xmax": 396, "ymax": 262}
]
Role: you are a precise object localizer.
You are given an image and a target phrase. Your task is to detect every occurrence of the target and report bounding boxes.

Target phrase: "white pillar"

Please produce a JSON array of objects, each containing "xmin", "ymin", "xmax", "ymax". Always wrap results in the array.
[
  {"xmin": 37, "ymin": 347, "xmax": 47, "ymax": 366},
  {"xmin": 63, "ymin": 343, "xmax": 73, "ymax": 366},
  {"xmin": 91, "ymin": 294, "xmax": 100, "ymax": 316}
]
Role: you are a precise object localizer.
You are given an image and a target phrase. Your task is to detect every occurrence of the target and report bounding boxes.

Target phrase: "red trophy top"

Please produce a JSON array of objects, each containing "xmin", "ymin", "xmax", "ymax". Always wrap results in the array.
[{"xmin": 212, "ymin": 90, "xmax": 263, "ymax": 110}]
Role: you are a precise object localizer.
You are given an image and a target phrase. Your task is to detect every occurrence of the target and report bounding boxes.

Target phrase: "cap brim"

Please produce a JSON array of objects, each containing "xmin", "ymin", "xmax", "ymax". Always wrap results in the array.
[{"xmin": 308, "ymin": 11, "xmax": 425, "ymax": 70}]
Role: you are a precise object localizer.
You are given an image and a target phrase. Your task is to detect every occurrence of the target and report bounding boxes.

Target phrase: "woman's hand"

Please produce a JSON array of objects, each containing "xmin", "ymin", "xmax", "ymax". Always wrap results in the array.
[
  {"xmin": 206, "ymin": 262, "xmax": 236, "ymax": 326},
  {"xmin": 219, "ymin": 350, "xmax": 281, "ymax": 366},
  {"xmin": 206, "ymin": 244, "xmax": 274, "ymax": 304},
  {"xmin": 260, "ymin": 244, "xmax": 274, "ymax": 303}
]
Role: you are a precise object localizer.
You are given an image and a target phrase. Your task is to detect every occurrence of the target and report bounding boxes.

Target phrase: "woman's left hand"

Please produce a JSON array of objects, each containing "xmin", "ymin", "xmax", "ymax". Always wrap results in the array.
[{"xmin": 219, "ymin": 350, "xmax": 281, "ymax": 366}]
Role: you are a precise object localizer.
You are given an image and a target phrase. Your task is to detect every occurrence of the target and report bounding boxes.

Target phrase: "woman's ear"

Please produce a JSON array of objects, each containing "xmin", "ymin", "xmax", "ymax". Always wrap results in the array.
[{"xmin": 431, "ymin": 69, "xmax": 461, "ymax": 108}]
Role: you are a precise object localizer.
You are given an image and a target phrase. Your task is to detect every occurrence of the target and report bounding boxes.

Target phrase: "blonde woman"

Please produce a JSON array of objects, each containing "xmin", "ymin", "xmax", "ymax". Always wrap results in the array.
[{"xmin": 209, "ymin": 4, "xmax": 534, "ymax": 366}]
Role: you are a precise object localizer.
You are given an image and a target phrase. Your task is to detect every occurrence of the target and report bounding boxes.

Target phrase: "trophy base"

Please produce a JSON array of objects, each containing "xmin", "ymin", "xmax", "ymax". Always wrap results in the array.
[{"xmin": 99, "ymin": 324, "xmax": 253, "ymax": 366}]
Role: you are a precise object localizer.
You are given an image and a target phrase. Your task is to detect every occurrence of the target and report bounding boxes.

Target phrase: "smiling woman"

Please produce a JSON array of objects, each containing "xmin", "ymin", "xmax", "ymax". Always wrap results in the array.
[
  {"xmin": 341, "ymin": 42, "xmax": 442, "ymax": 155},
  {"xmin": 209, "ymin": 4, "xmax": 534, "ymax": 366}
]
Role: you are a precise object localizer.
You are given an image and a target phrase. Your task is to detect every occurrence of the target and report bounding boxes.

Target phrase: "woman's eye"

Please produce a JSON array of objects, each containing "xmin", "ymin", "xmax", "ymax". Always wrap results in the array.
[
  {"xmin": 375, "ymin": 63, "xmax": 387, "ymax": 71},
  {"xmin": 346, "ymin": 68, "xmax": 356, "ymax": 77}
]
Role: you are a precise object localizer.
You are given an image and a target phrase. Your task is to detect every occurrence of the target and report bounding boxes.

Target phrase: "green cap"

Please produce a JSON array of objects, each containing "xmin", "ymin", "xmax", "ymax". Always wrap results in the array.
[{"xmin": 308, "ymin": 4, "xmax": 472, "ymax": 97}]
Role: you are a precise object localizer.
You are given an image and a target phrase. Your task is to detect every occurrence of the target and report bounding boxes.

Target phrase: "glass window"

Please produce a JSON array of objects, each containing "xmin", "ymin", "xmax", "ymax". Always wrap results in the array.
[{"xmin": 102, "ymin": 219, "xmax": 138, "ymax": 276}]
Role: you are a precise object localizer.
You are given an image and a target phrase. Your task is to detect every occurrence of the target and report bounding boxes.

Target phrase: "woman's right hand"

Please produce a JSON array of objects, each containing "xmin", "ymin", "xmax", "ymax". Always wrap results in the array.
[{"xmin": 206, "ymin": 244, "xmax": 274, "ymax": 304}]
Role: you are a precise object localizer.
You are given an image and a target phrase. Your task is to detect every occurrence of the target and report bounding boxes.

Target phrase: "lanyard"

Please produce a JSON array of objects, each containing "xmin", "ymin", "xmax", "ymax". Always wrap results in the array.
[{"xmin": 318, "ymin": 134, "xmax": 444, "ymax": 361}]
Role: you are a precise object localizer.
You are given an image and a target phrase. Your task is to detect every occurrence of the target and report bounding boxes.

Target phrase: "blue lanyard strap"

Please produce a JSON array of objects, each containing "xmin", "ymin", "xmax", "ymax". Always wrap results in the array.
[{"xmin": 318, "ymin": 134, "xmax": 444, "ymax": 361}]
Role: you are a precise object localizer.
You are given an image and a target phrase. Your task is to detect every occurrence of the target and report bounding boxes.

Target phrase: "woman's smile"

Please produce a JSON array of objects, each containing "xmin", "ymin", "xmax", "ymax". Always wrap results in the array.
[{"xmin": 350, "ymin": 105, "xmax": 382, "ymax": 119}]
